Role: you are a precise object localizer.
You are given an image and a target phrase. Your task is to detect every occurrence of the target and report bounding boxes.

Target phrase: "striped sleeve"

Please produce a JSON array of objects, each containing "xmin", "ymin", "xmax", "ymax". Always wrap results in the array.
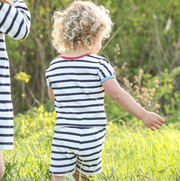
[
  {"xmin": 97, "ymin": 58, "xmax": 115, "ymax": 83},
  {"xmin": 46, "ymin": 77, "xmax": 52, "ymax": 88},
  {"xmin": 45, "ymin": 70, "xmax": 52, "ymax": 88},
  {"xmin": 0, "ymin": 0, "xmax": 31, "ymax": 40}
]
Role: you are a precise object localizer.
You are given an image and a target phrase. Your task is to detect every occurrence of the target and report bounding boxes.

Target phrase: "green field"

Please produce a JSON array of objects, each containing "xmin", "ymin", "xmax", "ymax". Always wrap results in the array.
[{"xmin": 2, "ymin": 105, "xmax": 180, "ymax": 181}]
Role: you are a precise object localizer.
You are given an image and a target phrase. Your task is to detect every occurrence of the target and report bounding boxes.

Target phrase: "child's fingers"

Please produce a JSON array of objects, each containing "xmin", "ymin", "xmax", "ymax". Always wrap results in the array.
[
  {"xmin": 154, "ymin": 124, "xmax": 160, "ymax": 129},
  {"xmin": 158, "ymin": 116, "xmax": 165, "ymax": 123},
  {"xmin": 156, "ymin": 120, "xmax": 163, "ymax": 126},
  {"xmin": 150, "ymin": 126, "xmax": 156, "ymax": 131}
]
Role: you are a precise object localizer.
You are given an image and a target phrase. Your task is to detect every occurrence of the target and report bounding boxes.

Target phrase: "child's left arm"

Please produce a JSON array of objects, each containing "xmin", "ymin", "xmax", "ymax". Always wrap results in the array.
[
  {"xmin": 102, "ymin": 78, "xmax": 164, "ymax": 131},
  {"xmin": 48, "ymin": 87, "xmax": 55, "ymax": 103}
]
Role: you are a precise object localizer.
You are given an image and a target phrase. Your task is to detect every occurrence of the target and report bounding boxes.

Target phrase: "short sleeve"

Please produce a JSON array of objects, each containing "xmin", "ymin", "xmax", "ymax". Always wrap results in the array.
[
  {"xmin": 97, "ymin": 58, "xmax": 115, "ymax": 83},
  {"xmin": 45, "ymin": 72, "xmax": 52, "ymax": 88}
]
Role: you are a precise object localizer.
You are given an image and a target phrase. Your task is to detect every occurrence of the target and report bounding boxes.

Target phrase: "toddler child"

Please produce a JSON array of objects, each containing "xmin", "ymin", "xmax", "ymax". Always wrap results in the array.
[{"xmin": 46, "ymin": 1, "xmax": 164, "ymax": 181}]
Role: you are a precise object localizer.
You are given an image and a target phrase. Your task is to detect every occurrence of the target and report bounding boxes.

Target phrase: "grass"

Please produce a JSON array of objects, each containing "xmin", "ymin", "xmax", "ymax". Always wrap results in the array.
[{"xmin": 2, "ymin": 106, "xmax": 180, "ymax": 180}]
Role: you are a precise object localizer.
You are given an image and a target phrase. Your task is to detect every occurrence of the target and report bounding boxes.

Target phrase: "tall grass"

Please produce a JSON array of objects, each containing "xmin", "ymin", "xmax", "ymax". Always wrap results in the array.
[
  {"xmin": 2, "ymin": 107, "xmax": 180, "ymax": 180},
  {"xmin": 94, "ymin": 122, "xmax": 180, "ymax": 180}
]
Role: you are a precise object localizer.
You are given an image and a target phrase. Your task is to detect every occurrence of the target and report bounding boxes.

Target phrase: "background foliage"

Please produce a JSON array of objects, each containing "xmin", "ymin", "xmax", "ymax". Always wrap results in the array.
[
  {"xmin": 3, "ymin": 106, "xmax": 180, "ymax": 180},
  {"xmin": 5, "ymin": 0, "xmax": 180, "ymax": 116}
]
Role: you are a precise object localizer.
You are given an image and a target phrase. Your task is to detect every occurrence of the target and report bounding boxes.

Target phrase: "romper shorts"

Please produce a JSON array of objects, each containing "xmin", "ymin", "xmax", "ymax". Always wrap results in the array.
[{"xmin": 49, "ymin": 127, "xmax": 106, "ymax": 176}]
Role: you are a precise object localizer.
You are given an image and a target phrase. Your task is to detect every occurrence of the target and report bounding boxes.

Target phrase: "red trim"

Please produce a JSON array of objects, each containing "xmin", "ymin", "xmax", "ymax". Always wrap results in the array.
[{"xmin": 61, "ymin": 53, "xmax": 91, "ymax": 60}]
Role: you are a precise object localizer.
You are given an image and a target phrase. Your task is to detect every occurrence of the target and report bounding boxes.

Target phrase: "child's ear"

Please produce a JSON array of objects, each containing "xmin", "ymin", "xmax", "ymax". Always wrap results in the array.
[
  {"xmin": 91, "ymin": 36, "xmax": 99, "ymax": 43},
  {"xmin": 91, "ymin": 36, "xmax": 97, "ymax": 42}
]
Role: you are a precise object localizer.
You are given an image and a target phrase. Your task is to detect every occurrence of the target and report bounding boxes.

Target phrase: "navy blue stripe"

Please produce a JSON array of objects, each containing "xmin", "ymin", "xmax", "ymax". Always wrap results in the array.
[
  {"xmin": 55, "ymin": 123, "xmax": 107, "ymax": 127},
  {"xmin": 0, "ymin": 142, "xmax": 13, "ymax": 145},
  {"xmin": 81, "ymin": 160, "xmax": 102, "ymax": 168},
  {"xmin": 0, "ymin": 66, "xmax": 9, "ymax": 69},
  {"xmin": 51, "ymin": 151, "xmax": 74, "ymax": 155},
  {"xmin": 46, "ymin": 66, "xmax": 98, "ymax": 72},
  {"xmin": 51, "ymin": 79, "xmax": 99, "ymax": 84},
  {"xmin": 53, "ymin": 134, "xmax": 104, "ymax": 144},
  {"xmin": 0, "ymin": 3, "xmax": 3, "ymax": 10},
  {"xmin": 57, "ymin": 117, "xmax": 106, "ymax": 121},
  {"xmin": 88, "ymin": 54, "xmax": 109, "ymax": 64},
  {"xmin": 100, "ymin": 62, "xmax": 112, "ymax": 75},
  {"xmin": 0, "ymin": 92, "xmax": 11, "ymax": 95},
  {"xmin": 5, "ymin": 11, "xmax": 18, "ymax": 35},
  {"xmin": 0, "ymin": 57, "xmax": 8, "ymax": 60},
  {"xmin": 77, "ymin": 165, "xmax": 102, "ymax": 173},
  {"xmin": 52, "ymin": 85, "xmax": 101, "ymax": 90},
  {"xmin": 55, "ymin": 104, "xmax": 103, "ymax": 109},
  {"xmin": 55, "ymin": 90, "xmax": 104, "ymax": 97},
  {"xmin": 54, "ymin": 128, "xmax": 106, "ymax": 137},
  {"xmin": 0, "ymin": 83, "xmax": 11, "ymax": 86},
  {"xmin": 0, "ymin": 100, "xmax": 12, "ymax": 103},
  {"xmin": 52, "ymin": 143, "xmax": 103, "ymax": 152},
  {"xmin": 55, "ymin": 97, "xmax": 103, "ymax": 103},
  {"xmin": 0, "ymin": 48, "xmax": 6, "ymax": 51},
  {"xmin": 0, "ymin": 39, "xmax": 5, "ymax": 42},
  {"xmin": 0, "ymin": 5, "xmax": 11, "ymax": 29},
  {"xmin": 99, "ymin": 68, "xmax": 106, "ymax": 78},
  {"xmin": 51, "ymin": 161, "xmax": 76, "ymax": 168},
  {"xmin": 49, "ymin": 168, "xmax": 74, "ymax": 175},
  {"xmin": 14, "ymin": 6, "xmax": 29, "ymax": 11},
  {"xmin": 78, "ymin": 156, "xmax": 100, "ymax": 163},
  {"xmin": 13, "ymin": 19, "xmax": 24, "ymax": 38},
  {"xmin": 50, "ymin": 59, "xmax": 98, "ymax": 66},
  {"xmin": 20, "ymin": 10, "xmax": 31, "ymax": 21},
  {"xmin": 83, "ymin": 144, "xmax": 104, "ymax": 153},
  {"xmin": 0, "ymin": 117, "xmax": 13, "ymax": 120},
  {"xmin": 46, "ymin": 72, "xmax": 97, "ymax": 78},
  {"xmin": 51, "ymin": 155, "xmax": 76, "ymax": 161},
  {"xmin": 52, "ymin": 143, "xmax": 79, "ymax": 151},
  {"xmin": 0, "ymin": 134, "xmax": 13, "ymax": 137},
  {"xmin": 22, "ymin": 24, "xmax": 28, "ymax": 39},
  {"xmin": 0, "ymin": 109, "xmax": 13, "ymax": 112},
  {"xmin": 0, "ymin": 126, "xmax": 13, "ymax": 128},
  {"xmin": 56, "ymin": 110, "xmax": 105, "ymax": 115},
  {"xmin": 87, "ymin": 54, "xmax": 101, "ymax": 60},
  {"xmin": 0, "ymin": 74, "xmax": 10, "ymax": 78},
  {"xmin": 78, "ymin": 149, "xmax": 102, "ymax": 157}
]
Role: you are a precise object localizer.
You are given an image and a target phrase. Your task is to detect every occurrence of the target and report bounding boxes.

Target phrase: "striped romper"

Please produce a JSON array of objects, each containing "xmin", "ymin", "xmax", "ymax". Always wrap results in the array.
[
  {"xmin": 0, "ymin": 0, "xmax": 31, "ymax": 150},
  {"xmin": 46, "ymin": 53, "xmax": 115, "ymax": 176}
]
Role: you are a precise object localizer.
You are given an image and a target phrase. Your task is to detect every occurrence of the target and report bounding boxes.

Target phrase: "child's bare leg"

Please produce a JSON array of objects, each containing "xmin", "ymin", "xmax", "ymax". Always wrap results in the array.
[
  {"xmin": 51, "ymin": 175, "xmax": 64, "ymax": 181},
  {"xmin": 74, "ymin": 169, "xmax": 88, "ymax": 181},
  {"xmin": 0, "ymin": 151, "xmax": 5, "ymax": 180}
]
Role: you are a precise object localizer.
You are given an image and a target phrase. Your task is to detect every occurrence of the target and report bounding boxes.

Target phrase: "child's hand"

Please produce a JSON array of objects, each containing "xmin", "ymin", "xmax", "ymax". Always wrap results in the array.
[{"xmin": 141, "ymin": 111, "xmax": 164, "ymax": 131}]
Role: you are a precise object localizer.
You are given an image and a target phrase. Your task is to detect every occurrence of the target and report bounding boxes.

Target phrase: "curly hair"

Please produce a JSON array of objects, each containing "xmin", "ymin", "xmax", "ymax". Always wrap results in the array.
[{"xmin": 51, "ymin": 0, "xmax": 113, "ymax": 55}]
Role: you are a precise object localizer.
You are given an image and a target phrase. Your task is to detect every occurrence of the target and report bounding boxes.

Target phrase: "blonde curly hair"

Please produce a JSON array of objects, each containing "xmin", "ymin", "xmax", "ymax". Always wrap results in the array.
[{"xmin": 52, "ymin": 0, "xmax": 113, "ymax": 55}]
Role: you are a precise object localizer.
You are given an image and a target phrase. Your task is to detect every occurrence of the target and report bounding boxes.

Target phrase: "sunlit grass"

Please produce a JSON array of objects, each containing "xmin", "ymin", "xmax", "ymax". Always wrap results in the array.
[
  {"xmin": 93, "ymin": 122, "xmax": 180, "ymax": 180},
  {"xmin": 2, "ymin": 107, "xmax": 180, "ymax": 180}
]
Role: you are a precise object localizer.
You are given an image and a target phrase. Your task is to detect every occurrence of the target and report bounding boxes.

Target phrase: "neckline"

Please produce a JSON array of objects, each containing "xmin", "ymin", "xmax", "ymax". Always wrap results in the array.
[{"xmin": 61, "ymin": 53, "xmax": 91, "ymax": 60}]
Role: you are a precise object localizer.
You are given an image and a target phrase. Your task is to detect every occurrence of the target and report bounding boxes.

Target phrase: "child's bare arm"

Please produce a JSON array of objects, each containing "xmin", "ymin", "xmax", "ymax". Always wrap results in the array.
[
  {"xmin": 0, "ymin": 0, "xmax": 13, "ymax": 5},
  {"xmin": 102, "ymin": 78, "xmax": 164, "ymax": 131},
  {"xmin": 48, "ymin": 87, "xmax": 55, "ymax": 103}
]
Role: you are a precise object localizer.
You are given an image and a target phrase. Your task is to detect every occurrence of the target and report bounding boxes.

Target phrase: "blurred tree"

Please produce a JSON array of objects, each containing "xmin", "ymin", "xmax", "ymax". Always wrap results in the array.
[{"xmin": 5, "ymin": 0, "xmax": 180, "ymax": 113}]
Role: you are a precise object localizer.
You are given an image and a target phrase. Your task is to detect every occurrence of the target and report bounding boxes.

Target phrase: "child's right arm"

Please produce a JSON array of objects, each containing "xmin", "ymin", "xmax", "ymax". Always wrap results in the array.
[
  {"xmin": 102, "ymin": 78, "xmax": 164, "ymax": 131},
  {"xmin": 48, "ymin": 87, "xmax": 55, "ymax": 104}
]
